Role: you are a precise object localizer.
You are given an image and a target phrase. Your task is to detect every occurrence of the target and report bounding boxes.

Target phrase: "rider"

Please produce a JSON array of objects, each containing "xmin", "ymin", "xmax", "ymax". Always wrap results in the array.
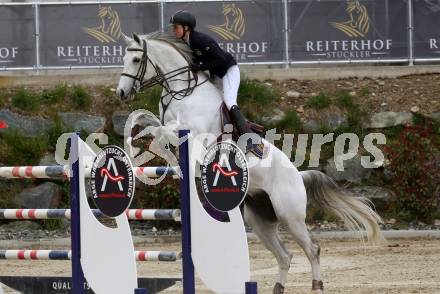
[{"xmin": 169, "ymin": 10, "xmax": 264, "ymax": 157}]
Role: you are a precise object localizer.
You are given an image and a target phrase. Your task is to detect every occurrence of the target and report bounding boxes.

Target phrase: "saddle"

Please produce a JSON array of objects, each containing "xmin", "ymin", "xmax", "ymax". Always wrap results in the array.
[
  {"xmin": 218, "ymin": 104, "xmax": 265, "ymax": 158},
  {"xmin": 220, "ymin": 103, "xmax": 264, "ymax": 141}
]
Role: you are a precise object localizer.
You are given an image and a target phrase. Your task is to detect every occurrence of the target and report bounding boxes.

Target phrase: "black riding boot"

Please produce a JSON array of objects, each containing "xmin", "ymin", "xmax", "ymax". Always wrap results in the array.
[{"xmin": 229, "ymin": 105, "xmax": 264, "ymax": 157}]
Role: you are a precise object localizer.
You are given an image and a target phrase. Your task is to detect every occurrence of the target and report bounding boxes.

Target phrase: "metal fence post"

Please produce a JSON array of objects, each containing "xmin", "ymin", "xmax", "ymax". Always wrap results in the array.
[
  {"xmin": 283, "ymin": 0, "xmax": 290, "ymax": 69},
  {"xmin": 34, "ymin": 0, "xmax": 41, "ymax": 71},
  {"xmin": 408, "ymin": 0, "xmax": 414, "ymax": 66},
  {"xmin": 160, "ymin": 0, "xmax": 164, "ymax": 32}
]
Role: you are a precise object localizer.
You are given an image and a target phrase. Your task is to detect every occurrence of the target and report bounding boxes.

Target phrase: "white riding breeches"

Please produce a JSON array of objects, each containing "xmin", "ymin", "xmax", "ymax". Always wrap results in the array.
[{"xmin": 213, "ymin": 65, "xmax": 241, "ymax": 110}]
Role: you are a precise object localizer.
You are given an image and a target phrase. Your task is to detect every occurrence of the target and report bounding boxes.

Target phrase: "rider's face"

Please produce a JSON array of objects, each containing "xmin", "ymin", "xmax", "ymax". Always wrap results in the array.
[{"xmin": 172, "ymin": 24, "xmax": 186, "ymax": 39}]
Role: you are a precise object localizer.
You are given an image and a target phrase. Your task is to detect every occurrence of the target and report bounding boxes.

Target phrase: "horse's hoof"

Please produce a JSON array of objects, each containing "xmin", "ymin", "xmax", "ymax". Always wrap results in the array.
[
  {"xmin": 311, "ymin": 280, "xmax": 324, "ymax": 293},
  {"xmin": 273, "ymin": 282, "xmax": 284, "ymax": 294}
]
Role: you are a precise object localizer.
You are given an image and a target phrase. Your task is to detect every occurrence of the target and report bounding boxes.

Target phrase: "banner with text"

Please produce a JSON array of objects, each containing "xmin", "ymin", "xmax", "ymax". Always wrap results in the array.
[
  {"xmin": 413, "ymin": 0, "xmax": 440, "ymax": 59},
  {"xmin": 0, "ymin": 6, "xmax": 36, "ymax": 68},
  {"xmin": 165, "ymin": 0, "xmax": 285, "ymax": 62},
  {"xmin": 289, "ymin": 0, "xmax": 408, "ymax": 62},
  {"xmin": 39, "ymin": 3, "xmax": 160, "ymax": 67}
]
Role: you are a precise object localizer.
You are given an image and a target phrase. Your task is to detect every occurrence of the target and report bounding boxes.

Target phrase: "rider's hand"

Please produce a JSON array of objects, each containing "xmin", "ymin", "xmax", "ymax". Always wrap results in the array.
[{"xmin": 190, "ymin": 62, "xmax": 203, "ymax": 72}]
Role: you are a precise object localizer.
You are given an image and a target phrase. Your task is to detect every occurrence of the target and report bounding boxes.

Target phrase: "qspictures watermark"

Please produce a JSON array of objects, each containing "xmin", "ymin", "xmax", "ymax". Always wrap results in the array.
[{"xmin": 55, "ymin": 110, "xmax": 386, "ymax": 185}]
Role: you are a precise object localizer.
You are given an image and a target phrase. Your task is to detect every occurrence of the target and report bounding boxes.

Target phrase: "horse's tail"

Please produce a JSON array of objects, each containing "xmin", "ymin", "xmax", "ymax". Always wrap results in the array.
[{"xmin": 300, "ymin": 170, "xmax": 384, "ymax": 243}]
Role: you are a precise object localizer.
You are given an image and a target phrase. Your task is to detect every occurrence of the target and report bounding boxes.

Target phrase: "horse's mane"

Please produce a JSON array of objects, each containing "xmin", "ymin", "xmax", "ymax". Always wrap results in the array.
[{"xmin": 144, "ymin": 31, "xmax": 195, "ymax": 64}]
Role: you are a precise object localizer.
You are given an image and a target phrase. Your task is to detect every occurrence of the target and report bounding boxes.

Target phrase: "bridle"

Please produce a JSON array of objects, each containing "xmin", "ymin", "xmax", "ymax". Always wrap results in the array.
[
  {"xmin": 121, "ymin": 39, "xmax": 150, "ymax": 93},
  {"xmin": 121, "ymin": 38, "xmax": 209, "ymax": 124}
]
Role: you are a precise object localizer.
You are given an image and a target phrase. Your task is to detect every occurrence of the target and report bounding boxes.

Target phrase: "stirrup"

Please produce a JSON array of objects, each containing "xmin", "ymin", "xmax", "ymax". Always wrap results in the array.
[{"xmin": 246, "ymin": 141, "xmax": 264, "ymax": 158}]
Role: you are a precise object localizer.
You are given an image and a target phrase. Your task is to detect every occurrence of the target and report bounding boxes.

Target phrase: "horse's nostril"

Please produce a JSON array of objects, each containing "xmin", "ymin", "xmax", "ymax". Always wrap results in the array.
[{"xmin": 119, "ymin": 89, "xmax": 125, "ymax": 98}]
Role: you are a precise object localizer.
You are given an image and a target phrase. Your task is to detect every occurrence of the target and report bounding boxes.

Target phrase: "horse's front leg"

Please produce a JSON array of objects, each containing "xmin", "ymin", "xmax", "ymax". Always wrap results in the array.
[{"xmin": 243, "ymin": 201, "xmax": 293, "ymax": 294}]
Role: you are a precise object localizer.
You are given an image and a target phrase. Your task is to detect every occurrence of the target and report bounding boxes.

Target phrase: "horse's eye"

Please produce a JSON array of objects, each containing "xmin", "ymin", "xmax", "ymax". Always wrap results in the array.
[{"xmin": 133, "ymin": 57, "xmax": 141, "ymax": 63}]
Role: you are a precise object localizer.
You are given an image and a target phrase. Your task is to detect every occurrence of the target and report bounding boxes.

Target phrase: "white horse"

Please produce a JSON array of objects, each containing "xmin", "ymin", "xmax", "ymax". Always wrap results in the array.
[{"xmin": 116, "ymin": 32, "xmax": 384, "ymax": 294}]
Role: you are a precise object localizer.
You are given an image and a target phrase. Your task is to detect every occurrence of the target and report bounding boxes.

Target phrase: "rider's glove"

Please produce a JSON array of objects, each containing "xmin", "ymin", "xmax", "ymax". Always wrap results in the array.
[{"xmin": 190, "ymin": 61, "xmax": 203, "ymax": 72}]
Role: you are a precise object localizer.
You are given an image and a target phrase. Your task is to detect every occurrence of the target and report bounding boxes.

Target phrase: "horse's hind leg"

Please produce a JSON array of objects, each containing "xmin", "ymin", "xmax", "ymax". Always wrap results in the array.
[
  {"xmin": 285, "ymin": 216, "xmax": 324, "ymax": 293},
  {"xmin": 244, "ymin": 200, "xmax": 293, "ymax": 294}
]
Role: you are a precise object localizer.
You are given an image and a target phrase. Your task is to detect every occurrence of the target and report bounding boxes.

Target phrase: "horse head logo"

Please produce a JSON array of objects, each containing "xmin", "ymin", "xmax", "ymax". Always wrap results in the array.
[
  {"xmin": 82, "ymin": 7, "xmax": 123, "ymax": 43},
  {"xmin": 207, "ymin": 4, "xmax": 245, "ymax": 41},
  {"xmin": 330, "ymin": 0, "xmax": 370, "ymax": 38}
]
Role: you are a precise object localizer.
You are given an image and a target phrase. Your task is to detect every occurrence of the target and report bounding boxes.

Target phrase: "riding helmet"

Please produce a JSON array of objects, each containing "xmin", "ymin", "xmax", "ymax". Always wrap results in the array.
[{"xmin": 170, "ymin": 10, "xmax": 196, "ymax": 30}]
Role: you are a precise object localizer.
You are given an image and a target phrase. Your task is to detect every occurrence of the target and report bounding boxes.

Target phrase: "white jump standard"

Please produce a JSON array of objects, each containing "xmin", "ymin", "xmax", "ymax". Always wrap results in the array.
[{"xmin": 0, "ymin": 131, "xmax": 258, "ymax": 294}]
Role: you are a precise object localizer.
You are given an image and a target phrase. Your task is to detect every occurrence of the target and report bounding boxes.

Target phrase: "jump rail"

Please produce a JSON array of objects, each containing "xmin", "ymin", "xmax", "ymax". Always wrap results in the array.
[
  {"xmin": 0, "ymin": 166, "xmax": 178, "ymax": 179},
  {"xmin": 0, "ymin": 250, "xmax": 181, "ymax": 262},
  {"xmin": 0, "ymin": 209, "xmax": 181, "ymax": 221}
]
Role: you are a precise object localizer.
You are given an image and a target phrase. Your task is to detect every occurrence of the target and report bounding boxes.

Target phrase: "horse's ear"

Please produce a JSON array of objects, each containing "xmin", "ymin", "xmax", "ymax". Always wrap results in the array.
[
  {"xmin": 133, "ymin": 33, "xmax": 141, "ymax": 45},
  {"xmin": 122, "ymin": 33, "xmax": 132, "ymax": 44}
]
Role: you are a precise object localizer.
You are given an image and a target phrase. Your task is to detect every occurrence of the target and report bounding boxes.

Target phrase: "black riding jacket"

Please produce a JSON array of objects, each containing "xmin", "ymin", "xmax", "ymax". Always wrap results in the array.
[{"xmin": 188, "ymin": 30, "xmax": 237, "ymax": 78}]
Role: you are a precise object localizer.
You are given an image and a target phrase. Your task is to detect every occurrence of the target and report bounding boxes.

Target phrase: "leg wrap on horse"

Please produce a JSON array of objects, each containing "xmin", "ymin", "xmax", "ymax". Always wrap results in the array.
[
  {"xmin": 312, "ymin": 280, "xmax": 324, "ymax": 291},
  {"xmin": 273, "ymin": 282, "xmax": 285, "ymax": 294}
]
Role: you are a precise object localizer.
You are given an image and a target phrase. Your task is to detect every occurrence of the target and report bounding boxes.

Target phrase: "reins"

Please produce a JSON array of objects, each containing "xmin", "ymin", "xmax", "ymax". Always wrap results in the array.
[{"xmin": 121, "ymin": 38, "xmax": 209, "ymax": 124}]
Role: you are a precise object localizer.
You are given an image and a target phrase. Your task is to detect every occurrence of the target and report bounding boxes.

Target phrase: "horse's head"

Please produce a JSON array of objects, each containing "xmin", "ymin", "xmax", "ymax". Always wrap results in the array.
[
  {"xmin": 117, "ymin": 33, "xmax": 155, "ymax": 100},
  {"xmin": 117, "ymin": 32, "xmax": 196, "ymax": 101}
]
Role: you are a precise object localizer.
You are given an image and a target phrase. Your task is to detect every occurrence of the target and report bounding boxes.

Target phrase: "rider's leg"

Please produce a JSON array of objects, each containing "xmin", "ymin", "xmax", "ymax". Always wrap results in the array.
[
  {"xmin": 223, "ymin": 65, "xmax": 264, "ymax": 156},
  {"xmin": 222, "ymin": 65, "xmax": 240, "ymax": 111},
  {"xmin": 222, "ymin": 66, "xmax": 247, "ymax": 134}
]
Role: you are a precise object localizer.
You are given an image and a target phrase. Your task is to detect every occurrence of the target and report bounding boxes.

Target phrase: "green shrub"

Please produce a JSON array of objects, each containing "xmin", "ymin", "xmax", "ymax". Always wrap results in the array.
[
  {"xmin": 275, "ymin": 110, "xmax": 302, "ymax": 133},
  {"xmin": 335, "ymin": 91, "xmax": 355, "ymax": 109},
  {"xmin": 385, "ymin": 122, "xmax": 440, "ymax": 222},
  {"xmin": 0, "ymin": 91, "xmax": 6, "ymax": 106},
  {"xmin": 238, "ymin": 79, "xmax": 277, "ymax": 106},
  {"xmin": 12, "ymin": 87, "xmax": 39, "ymax": 111},
  {"xmin": 105, "ymin": 129, "xmax": 125, "ymax": 147},
  {"xmin": 47, "ymin": 116, "xmax": 72, "ymax": 148},
  {"xmin": 40, "ymin": 90, "xmax": 54, "ymax": 103},
  {"xmin": 101, "ymin": 86, "xmax": 116, "ymax": 100},
  {"xmin": 133, "ymin": 180, "xmax": 180, "ymax": 228},
  {"xmin": 0, "ymin": 181, "xmax": 30, "ymax": 208},
  {"xmin": 360, "ymin": 86, "xmax": 370, "ymax": 96},
  {"xmin": 138, "ymin": 182, "xmax": 180, "ymax": 208},
  {"xmin": 412, "ymin": 112, "xmax": 427, "ymax": 126},
  {"xmin": 70, "ymin": 85, "xmax": 92, "ymax": 110},
  {"xmin": 40, "ymin": 84, "xmax": 67, "ymax": 104},
  {"xmin": 334, "ymin": 90, "xmax": 366, "ymax": 130},
  {"xmin": 0, "ymin": 130, "xmax": 48, "ymax": 165},
  {"xmin": 307, "ymin": 92, "xmax": 331, "ymax": 109},
  {"xmin": 78, "ymin": 129, "xmax": 90, "ymax": 142},
  {"xmin": 40, "ymin": 219, "xmax": 67, "ymax": 230},
  {"xmin": 132, "ymin": 85, "xmax": 162, "ymax": 114},
  {"xmin": 381, "ymin": 125, "xmax": 405, "ymax": 141},
  {"xmin": 306, "ymin": 202, "xmax": 340, "ymax": 223},
  {"xmin": 346, "ymin": 107, "xmax": 366, "ymax": 130}
]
